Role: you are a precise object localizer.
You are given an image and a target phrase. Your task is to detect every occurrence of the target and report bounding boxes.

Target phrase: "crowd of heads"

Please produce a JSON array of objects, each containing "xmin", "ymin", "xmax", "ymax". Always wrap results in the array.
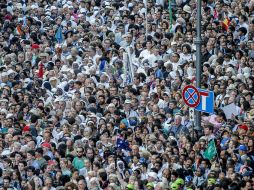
[{"xmin": 0, "ymin": 0, "xmax": 254, "ymax": 189}]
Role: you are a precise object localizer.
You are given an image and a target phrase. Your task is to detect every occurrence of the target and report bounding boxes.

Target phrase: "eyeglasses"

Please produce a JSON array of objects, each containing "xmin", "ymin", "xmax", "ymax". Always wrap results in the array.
[{"xmin": 77, "ymin": 151, "xmax": 83, "ymax": 153}]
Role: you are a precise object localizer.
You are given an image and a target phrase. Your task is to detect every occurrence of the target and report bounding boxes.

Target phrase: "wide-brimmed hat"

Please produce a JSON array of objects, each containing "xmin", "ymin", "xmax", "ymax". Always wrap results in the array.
[{"xmin": 183, "ymin": 5, "xmax": 191, "ymax": 14}]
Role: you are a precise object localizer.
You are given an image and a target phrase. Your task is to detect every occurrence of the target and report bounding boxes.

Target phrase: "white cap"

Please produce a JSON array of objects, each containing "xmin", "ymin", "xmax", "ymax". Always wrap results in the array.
[
  {"xmin": 124, "ymin": 99, "xmax": 132, "ymax": 104},
  {"xmin": 6, "ymin": 113, "xmax": 14, "ymax": 119},
  {"xmin": 105, "ymin": 2, "xmax": 110, "ymax": 6},
  {"xmin": 63, "ymin": 4, "xmax": 69, "ymax": 9},
  {"xmin": 225, "ymin": 67, "xmax": 235, "ymax": 74},
  {"xmin": 93, "ymin": 6, "xmax": 99, "ymax": 11},
  {"xmin": 80, "ymin": 8, "xmax": 86, "ymax": 13},
  {"xmin": 108, "ymin": 103, "xmax": 115, "ymax": 108},
  {"xmin": 1, "ymin": 72, "xmax": 8, "ymax": 77},
  {"xmin": 51, "ymin": 6, "xmax": 57, "ymax": 10},
  {"xmin": 243, "ymin": 67, "xmax": 251, "ymax": 74},
  {"xmin": 148, "ymin": 172, "xmax": 158, "ymax": 180},
  {"xmin": 15, "ymin": 3, "xmax": 23, "ymax": 9},
  {"xmin": 171, "ymin": 41, "xmax": 177, "ymax": 46},
  {"xmin": 128, "ymin": 3, "xmax": 134, "ymax": 7},
  {"xmin": 183, "ymin": 5, "xmax": 191, "ymax": 14},
  {"xmin": 67, "ymin": 1, "xmax": 72, "ymax": 5},
  {"xmin": 0, "ymin": 109, "xmax": 7, "ymax": 115},
  {"xmin": 31, "ymin": 4, "xmax": 39, "ymax": 9}
]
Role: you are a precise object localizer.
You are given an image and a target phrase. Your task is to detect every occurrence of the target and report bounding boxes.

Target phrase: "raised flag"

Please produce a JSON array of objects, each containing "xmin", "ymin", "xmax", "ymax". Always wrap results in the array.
[
  {"xmin": 203, "ymin": 140, "xmax": 217, "ymax": 160},
  {"xmin": 23, "ymin": 16, "xmax": 27, "ymax": 27},
  {"xmin": 123, "ymin": 50, "xmax": 134, "ymax": 86},
  {"xmin": 38, "ymin": 62, "xmax": 44, "ymax": 78},
  {"xmin": 222, "ymin": 17, "xmax": 230, "ymax": 31},
  {"xmin": 213, "ymin": 9, "xmax": 218, "ymax": 20},
  {"xmin": 99, "ymin": 59, "xmax": 107, "ymax": 73},
  {"xmin": 116, "ymin": 137, "xmax": 132, "ymax": 151},
  {"xmin": 16, "ymin": 24, "xmax": 24, "ymax": 36},
  {"xmin": 55, "ymin": 26, "xmax": 64, "ymax": 44}
]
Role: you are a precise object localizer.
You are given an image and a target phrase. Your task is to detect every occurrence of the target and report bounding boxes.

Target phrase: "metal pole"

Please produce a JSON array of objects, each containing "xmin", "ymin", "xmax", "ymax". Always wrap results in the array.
[
  {"xmin": 145, "ymin": 0, "xmax": 148, "ymax": 40},
  {"xmin": 195, "ymin": 0, "xmax": 202, "ymax": 130}
]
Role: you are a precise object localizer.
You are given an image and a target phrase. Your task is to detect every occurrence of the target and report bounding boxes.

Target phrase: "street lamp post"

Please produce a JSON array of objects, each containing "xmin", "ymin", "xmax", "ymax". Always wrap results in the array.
[{"xmin": 195, "ymin": 0, "xmax": 202, "ymax": 130}]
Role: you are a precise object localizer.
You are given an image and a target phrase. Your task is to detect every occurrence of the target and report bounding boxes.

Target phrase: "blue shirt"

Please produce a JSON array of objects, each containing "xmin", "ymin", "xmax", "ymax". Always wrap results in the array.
[{"xmin": 169, "ymin": 124, "xmax": 189, "ymax": 139}]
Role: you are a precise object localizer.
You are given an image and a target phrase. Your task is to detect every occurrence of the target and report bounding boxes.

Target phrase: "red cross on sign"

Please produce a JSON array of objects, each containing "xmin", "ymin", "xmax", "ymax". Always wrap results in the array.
[{"xmin": 182, "ymin": 85, "xmax": 201, "ymax": 108}]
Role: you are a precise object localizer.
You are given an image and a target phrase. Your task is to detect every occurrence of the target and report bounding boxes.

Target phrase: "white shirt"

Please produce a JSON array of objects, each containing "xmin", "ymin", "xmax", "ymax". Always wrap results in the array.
[
  {"xmin": 149, "ymin": 54, "xmax": 162, "ymax": 65},
  {"xmin": 157, "ymin": 98, "xmax": 168, "ymax": 109},
  {"xmin": 180, "ymin": 53, "xmax": 192, "ymax": 62},
  {"xmin": 139, "ymin": 49, "xmax": 152, "ymax": 60},
  {"xmin": 61, "ymin": 20, "xmax": 77, "ymax": 28}
]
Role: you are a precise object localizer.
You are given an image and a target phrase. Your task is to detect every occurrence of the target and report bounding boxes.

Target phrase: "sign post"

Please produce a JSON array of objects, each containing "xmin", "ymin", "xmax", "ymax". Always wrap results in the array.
[
  {"xmin": 189, "ymin": 108, "xmax": 195, "ymax": 139},
  {"xmin": 189, "ymin": 108, "xmax": 195, "ymax": 122},
  {"xmin": 182, "ymin": 85, "xmax": 214, "ymax": 135},
  {"xmin": 195, "ymin": 0, "xmax": 202, "ymax": 130}
]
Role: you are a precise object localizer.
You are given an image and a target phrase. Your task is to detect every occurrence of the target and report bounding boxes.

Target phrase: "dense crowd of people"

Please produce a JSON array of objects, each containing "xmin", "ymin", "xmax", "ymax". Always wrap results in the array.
[{"xmin": 0, "ymin": 0, "xmax": 254, "ymax": 189}]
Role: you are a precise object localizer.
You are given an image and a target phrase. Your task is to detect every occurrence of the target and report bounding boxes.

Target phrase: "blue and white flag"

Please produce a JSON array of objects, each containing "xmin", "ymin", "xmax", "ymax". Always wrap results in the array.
[
  {"xmin": 123, "ymin": 49, "xmax": 134, "ymax": 86},
  {"xmin": 55, "ymin": 26, "xmax": 64, "ymax": 44},
  {"xmin": 116, "ymin": 137, "xmax": 132, "ymax": 151}
]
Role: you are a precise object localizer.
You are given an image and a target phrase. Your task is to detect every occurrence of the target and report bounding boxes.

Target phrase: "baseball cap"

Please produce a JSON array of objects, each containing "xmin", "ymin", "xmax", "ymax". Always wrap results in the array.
[
  {"xmin": 239, "ymin": 144, "xmax": 248, "ymax": 151},
  {"xmin": 23, "ymin": 125, "xmax": 30, "ymax": 132},
  {"xmin": 126, "ymin": 184, "xmax": 134, "ymax": 190},
  {"xmin": 31, "ymin": 44, "xmax": 40, "ymax": 49},
  {"xmin": 185, "ymin": 176, "xmax": 193, "ymax": 183},
  {"xmin": 41, "ymin": 142, "xmax": 51, "ymax": 148},
  {"xmin": 238, "ymin": 124, "xmax": 248, "ymax": 131},
  {"xmin": 146, "ymin": 182, "xmax": 154, "ymax": 188},
  {"xmin": 170, "ymin": 183, "xmax": 179, "ymax": 190},
  {"xmin": 148, "ymin": 172, "xmax": 158, "ymax": 179},
  {"xmin": 208, "ymin": 178, "xmax": 216, "ymax": 185},
  {"xmin": 175, "ymin": 178, "xmax": 184, "ymax": 186}
]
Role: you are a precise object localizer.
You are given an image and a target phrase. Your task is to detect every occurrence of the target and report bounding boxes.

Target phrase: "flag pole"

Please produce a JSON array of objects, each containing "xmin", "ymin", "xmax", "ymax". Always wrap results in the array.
[
  {"xmin": 123, "ymin": 52, "xmax": 128, "ymax": 86},
  {"xmin": 209, "ymin": 139, "xmax": 223, "ymax": 173},
  {"xmin": 214, "ymin": 140, "xmax": 223, "ymax": 173},
  {"xmin": 215, "ymin": 151, "xmax": 223, "ymax": 173}
]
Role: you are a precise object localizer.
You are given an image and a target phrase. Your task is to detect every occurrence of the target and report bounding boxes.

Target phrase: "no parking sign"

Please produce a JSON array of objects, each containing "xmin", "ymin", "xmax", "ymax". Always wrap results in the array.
[
  {"xmin": 182, "ymin": 85, "xmax": 214, "ymax": 114},
  {"xmin": 182, "ymin": 85, "xmax": 200, "ymax": 108}
]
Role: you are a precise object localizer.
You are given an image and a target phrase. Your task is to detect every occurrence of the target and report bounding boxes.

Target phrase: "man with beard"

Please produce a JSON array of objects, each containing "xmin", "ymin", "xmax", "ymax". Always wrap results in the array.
[
  {"xmin": 122, "ymin": 99, "xmax": 138, "ymax": 119},
  {"xmin": 72, "ymin": 147, "xmax": 86, "ymax": 170},
  {"xmin": 97, "ymin": 95, "xmax": 106, "ymax": 114},
  {"xmin": 183, "ymin": 158, "xmax": 194, "ymax": 176},
  {"xmin": 111, "ymin": 96, "xmax": 122, "ymax": 110},
  {"xmin": 86, "ymin": 147, "xmax": 94, "ymax": 162}
]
